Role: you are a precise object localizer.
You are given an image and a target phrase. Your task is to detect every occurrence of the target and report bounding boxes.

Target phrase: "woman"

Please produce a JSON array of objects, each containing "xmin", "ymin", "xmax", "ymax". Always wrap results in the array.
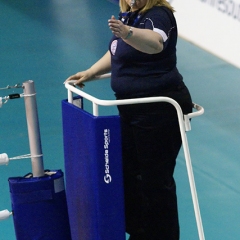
[{"xmin": 66, "ymin": 0, "xmax": 192, "ymax": 239}]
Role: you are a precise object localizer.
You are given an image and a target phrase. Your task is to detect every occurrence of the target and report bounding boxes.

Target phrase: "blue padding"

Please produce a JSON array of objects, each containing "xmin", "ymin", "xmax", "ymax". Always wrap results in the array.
[
  {"xmin": 62, "ymin": 99, "xmax": 125, "ymax": 240},
  {"xmin": 9, "ymin": 170, "xmax": 72, "ymax": 240}
]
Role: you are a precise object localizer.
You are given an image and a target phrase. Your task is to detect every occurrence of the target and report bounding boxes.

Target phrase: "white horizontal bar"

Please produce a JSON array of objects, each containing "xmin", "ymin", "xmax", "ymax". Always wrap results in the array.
[{"xmin": 65, "ymin": 79, "xmax": 204, "ymax": 119}]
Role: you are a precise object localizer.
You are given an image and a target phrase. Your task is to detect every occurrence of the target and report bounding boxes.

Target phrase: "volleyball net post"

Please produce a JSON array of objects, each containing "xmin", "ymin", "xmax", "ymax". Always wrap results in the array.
[{"xmin": 0, "ymin": 80, "xmax": 71, "ymax": 240}]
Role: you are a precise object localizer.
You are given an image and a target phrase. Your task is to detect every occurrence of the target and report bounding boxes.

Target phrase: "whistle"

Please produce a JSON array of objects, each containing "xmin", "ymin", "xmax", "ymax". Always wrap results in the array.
[{"xmin": 130, "ymin": 0, "xmax": 135, "ymax": 7}]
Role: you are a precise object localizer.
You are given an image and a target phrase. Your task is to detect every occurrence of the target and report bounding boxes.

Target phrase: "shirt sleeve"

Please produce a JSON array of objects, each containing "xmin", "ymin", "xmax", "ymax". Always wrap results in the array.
[{"xmin": 139, "ymin": 8, "xmax": 176, "ymax": 49}]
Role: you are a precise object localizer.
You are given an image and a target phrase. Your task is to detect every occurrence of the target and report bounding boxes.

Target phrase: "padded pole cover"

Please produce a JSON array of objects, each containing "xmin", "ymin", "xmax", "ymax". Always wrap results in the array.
[
  {"xmin": 8, "ymin": 170, "xmax": 71, "ymax": 240},
  {"xmin": 62, "ymin": 99, "xmax": 125, "ymax": 240}
]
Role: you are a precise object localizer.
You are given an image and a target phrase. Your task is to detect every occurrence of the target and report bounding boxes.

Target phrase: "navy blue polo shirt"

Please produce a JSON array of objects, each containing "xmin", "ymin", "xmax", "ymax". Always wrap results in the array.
[{"xmin": 109, "ymin": 6, "xmax": 183, "ymax": 98}]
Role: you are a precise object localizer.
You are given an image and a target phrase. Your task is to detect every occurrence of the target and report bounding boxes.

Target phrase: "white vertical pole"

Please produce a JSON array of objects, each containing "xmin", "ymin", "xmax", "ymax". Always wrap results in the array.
[
  {"xmin": 92, "ymin": 102, "xmax": 99, "ymax": 116},
  {"xmin": 176, "ymin": 108, "xmax": 205, "ymax": 240},
  {"xmin": 23, "ymin": 80, "xmax": 44, "ymax": 177},
  {"xmin": 68, "ymin": 89, "xmax": 73, "ymax": 104}
]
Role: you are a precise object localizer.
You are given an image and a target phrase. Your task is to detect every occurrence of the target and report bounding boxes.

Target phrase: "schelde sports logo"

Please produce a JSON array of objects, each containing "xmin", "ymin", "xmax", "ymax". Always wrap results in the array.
[{"xmin": 104, "ymin": 129, "xmax": 112, "ymax": 184}]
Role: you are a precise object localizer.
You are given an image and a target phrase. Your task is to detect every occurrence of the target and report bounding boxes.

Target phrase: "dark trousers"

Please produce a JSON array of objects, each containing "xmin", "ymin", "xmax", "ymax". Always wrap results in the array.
[{"xmin": 117, "ymin": 82, "xmax": 192, "ymax": 240}]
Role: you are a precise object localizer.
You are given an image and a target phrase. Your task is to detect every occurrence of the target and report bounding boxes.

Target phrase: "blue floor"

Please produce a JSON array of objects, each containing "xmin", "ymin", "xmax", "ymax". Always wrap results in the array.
[{"xmin": 1, "ymin": 0, "xmax": 240, "ymax": 239}]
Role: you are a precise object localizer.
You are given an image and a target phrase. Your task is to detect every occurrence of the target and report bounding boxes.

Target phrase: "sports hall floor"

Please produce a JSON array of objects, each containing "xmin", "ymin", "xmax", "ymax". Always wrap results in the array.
[{"xmin": 1, "ymin": 0, "xmax": 240, "ymax": 239}]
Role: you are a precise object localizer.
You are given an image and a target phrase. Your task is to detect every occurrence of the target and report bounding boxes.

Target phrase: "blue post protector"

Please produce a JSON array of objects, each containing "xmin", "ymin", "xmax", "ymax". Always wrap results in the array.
[
  {"xmin": 8, "ymin": 169, "xmax": 71, "ymax": 240},
  {"xmin": 62, "ymin": 98, "xmax": 125, "ymax": 240}
]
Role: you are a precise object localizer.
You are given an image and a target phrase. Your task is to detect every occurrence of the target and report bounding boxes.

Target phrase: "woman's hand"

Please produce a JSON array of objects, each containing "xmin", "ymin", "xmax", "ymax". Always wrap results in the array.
[
  {"xmin": 108, "ymin": 15, "xmax": 129, "ymax": 39},
  {"xmin": 108, "ymin": 15, "xmax": 163, "ymax": 54},
  {"xmin": 64, "ymin": 51, "xmax": 111, "ymax": 88},
  {"xmin": 64, "ymin": 69, "xmax": 95, "ymax": 88}
]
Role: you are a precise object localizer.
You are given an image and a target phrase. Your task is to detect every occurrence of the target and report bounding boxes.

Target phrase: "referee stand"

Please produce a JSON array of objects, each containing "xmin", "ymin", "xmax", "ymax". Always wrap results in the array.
[{"xmin": 63, "ymin": 73, "xmax": 205, "ymax": 240}]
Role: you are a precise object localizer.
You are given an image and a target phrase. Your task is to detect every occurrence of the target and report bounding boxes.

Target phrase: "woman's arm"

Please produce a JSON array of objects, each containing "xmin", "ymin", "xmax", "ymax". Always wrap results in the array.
[
  {"xmin": 108, "ymin": 16, "xmax": 163, "ymax": 54},
  {"xmin": 65, "ymin": 51, "xmax": 111, "ymax": 87},
  {"xmin": 88, "ymin": 50, "xmax": 112, "ymax": 76}
]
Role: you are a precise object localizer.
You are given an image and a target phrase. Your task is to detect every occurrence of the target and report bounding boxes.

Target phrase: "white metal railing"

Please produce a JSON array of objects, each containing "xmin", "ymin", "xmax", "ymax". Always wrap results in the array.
[{"xmin": 64, "ymin": 73, "xmax": 205, "ymax": 240}]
